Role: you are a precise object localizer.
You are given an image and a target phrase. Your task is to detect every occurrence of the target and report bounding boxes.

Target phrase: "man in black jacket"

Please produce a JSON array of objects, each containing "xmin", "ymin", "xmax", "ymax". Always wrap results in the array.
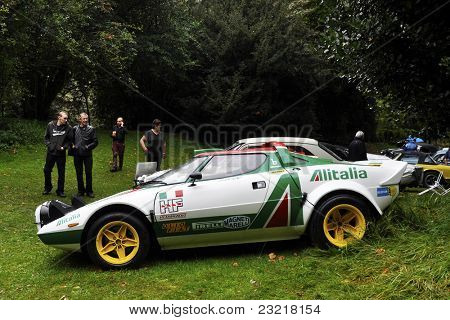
[
  {"xmin": 72, "ymin": 113, "xmax": 98, "ymax": 197},
  {"xmin": 110, "ymin": 117, "xmax": 127, "ymax": 172},
  {"xmin": 43, "ymin": 111, "xmax": 72, "ymax": 197},
  {"xmin": 348, "ymin": 131, "xmax": 368, "ymax": 161}
]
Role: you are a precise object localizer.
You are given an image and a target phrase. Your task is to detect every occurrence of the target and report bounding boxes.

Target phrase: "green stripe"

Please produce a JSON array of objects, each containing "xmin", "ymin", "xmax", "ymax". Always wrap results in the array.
[
  {"xmin": 38, "ymin": 230, "xmax": 83, "ymax": 245},
  {"xmin": 251, "ymin": 173, "xmax": 303, "ymax": 228}
]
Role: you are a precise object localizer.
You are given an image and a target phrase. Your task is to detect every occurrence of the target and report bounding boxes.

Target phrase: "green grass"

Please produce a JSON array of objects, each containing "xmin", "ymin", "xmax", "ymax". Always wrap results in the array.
[{"xmin": 0, "ymin": 123, "xmax": 448, "ymax": 300}]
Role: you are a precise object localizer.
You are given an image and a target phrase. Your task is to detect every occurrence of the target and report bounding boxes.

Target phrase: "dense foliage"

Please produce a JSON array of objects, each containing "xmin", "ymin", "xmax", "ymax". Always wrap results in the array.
[
  {"xmin": 1, "ymin": 0, "xmax": 448, "ymax": 143},
  {"xmin": 309, "ymin": 0, "xmax": 449, "ymax": 140}
]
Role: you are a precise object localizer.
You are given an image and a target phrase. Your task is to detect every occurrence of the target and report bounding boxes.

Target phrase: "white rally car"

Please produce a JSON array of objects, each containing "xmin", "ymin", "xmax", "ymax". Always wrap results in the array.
[{"xmin": 35, "ymin": 143, "xmax": 406, "ymax": 269}]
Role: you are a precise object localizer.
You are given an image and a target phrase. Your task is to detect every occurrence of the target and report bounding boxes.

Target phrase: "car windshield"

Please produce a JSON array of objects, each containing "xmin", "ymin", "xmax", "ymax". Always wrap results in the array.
[
  {"xmin": 421, "ymin": 155, "xmax": 437, "ymax": 165},
  {"xmin": 157, "ymin": 157, "xmax": 206, "ymax": 184}
]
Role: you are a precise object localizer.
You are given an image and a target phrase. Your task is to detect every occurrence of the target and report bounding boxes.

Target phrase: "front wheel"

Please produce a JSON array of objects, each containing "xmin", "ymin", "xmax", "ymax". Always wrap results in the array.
[
  {"xmin": 86, "ymin": 213, "xmax": 151, "ymax": 269},
  {"xmin": 309, "ymin": 194, "xmax": 370, "ymax": 249}
]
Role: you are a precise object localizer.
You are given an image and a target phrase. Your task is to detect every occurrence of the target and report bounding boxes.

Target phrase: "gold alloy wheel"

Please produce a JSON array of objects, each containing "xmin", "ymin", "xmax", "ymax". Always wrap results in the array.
[
  {"xmin": 323, "ymin": 204, "xmax": 366, "ymax": 247},
  {"xmin": 95, "ymin": 221, "xmax": 140, "ymax": 265}
]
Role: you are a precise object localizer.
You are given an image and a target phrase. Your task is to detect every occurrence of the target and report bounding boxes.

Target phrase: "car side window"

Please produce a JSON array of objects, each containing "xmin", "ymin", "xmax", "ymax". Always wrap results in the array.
[
  {"xmin": 286, "ymin": 145, "xmax": 314, "ymax": 156},
  {"xmin": 200, "ymin": 154, "xmax": 267, "ymax": 180}
]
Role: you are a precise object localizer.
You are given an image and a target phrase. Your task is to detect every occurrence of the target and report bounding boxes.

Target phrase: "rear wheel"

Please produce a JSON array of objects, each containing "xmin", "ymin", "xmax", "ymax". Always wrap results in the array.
[
  {"xmin": 309, "ymin": 194, "xmax": 369, "ymax": 249},
  {"xmin": 86, "ymin": 213, "xmax": 151, "ymax": 269}
]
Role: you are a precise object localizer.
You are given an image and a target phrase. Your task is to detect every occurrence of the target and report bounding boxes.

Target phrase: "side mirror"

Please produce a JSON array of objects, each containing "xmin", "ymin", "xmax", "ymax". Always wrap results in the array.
[{"xmin": 189, "ymin": 172, "xmax": 202, "ymax": 186}]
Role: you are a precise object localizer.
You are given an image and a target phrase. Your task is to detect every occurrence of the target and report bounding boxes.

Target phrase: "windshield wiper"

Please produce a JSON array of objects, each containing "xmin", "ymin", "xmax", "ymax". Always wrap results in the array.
[
  {"xmin": 142, "ymin": 180, "xmax": 167, "ymax": 185},
  {"xmin": 134, "ymin": 179, "xmax": 168, "ymax": 188}
]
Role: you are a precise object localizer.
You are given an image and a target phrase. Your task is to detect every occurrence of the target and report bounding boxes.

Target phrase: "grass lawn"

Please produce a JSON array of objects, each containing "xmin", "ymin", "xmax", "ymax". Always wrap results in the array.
[{"xmin": 0, "ymin": 125, "xmax": 448, "ymax": 300}]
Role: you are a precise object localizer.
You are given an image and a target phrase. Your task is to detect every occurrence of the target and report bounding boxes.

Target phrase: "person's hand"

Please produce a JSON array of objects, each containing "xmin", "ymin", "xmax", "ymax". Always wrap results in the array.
[
  {"xmin": 60, "ymin": 146, "xmax": 64, "ymax": 150},
  {"xmin": 143, "ymin": 147, "xmax": 148, "ymax": 153},
  {"xmin": 112, "ymin": 131, "xmax": 116, "ymax": 137},
  {"xmin": 120, "ymin": 122, "xmax": 124, "ymax": 127},
  {"xmin": 163, "ymin": 152, "xmax": 166, "ymax": 159}
]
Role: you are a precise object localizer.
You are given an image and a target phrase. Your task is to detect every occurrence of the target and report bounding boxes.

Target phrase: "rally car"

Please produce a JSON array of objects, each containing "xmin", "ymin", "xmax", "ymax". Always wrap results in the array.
[{"xmin": 35, "ymin": 143, "xmax": 406, "ymax": 269}]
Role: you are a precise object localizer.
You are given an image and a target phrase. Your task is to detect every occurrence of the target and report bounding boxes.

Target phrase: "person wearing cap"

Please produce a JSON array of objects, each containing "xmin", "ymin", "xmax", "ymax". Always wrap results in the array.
[
  {"xmin": 140, "ymin": 119, "xmax": 166, "ymax": 171},
  {"xmin": 348, "ymin": 131, "xmax": 368, "ymax": 161}
]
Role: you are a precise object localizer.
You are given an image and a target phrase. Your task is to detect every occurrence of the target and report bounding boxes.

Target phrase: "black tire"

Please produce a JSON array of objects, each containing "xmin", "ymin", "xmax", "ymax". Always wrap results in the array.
[
  {"xmin": 422, "ymin": 171, "xmax": 440, "ymax": 188},
  {"xmin": 86, "ymin": 213, "xmax": 151, "ymax": 269},
  {"xmin": 309, "ymin": 194, "xmax": 370, "ymax": 249}
]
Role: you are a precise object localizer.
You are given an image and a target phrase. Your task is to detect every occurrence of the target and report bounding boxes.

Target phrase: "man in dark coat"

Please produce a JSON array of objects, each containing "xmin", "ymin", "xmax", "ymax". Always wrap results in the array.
[
  {"xmin": 43, "ymin": 111, "xmax": 72, "ymax": 197},
  {"xmin": 110, "ymin": 117, "xmax": 128, "ymax": 172},
  {"xmin": 348, "ymin": 131, "xmax": 368, "ymax": 161},
  {"xmin": 72, "ymin": 113, "xmax": 98, "ymax": 197}
]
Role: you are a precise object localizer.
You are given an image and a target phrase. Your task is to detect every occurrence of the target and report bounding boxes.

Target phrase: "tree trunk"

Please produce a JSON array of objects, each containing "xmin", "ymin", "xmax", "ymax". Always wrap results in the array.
[{"xmin": 22, "ymin": 68, "xmax": 68, "ymax": 120}]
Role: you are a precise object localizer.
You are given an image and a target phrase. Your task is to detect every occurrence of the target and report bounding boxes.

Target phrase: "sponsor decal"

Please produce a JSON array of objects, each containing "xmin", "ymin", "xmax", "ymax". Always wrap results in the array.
[
  {"xmin": 310, "ymin": 167, "xmax": 368, "ymax": 182},
  {"xmin": 159, "ymin": 192, "xmax": 167, "ymax": 199},
  {"xmin": 377, "ymin": 187, "xmax": 390, "ymax": 197},
  {"xmin": 271, "ymin": 170, "xmax": 284, "ymax": 174},
  {"xmin": 162, "ymin": 222, "xmax": 190, "ymax": 233},
  {"xmin": 377, "ymin": 186, "xmax": 397, "ymax": 197},
  {"xmin": 192, "ymin": 221, "xmax": 223, "ymax": 231},
  {"xmin": 175, "ymin": 190, "xmax": 183, "ymax": 197},
  {"xmin": 223, "ymin": 216, "xmax": 250, "ymax": 229},
  {"xmin": 160, "ymin": 198, "xmax": 183, "ymax": 213},
  {"xmin": 56, "ymin": 213, "xmax": 80, "ymax": 226},
  {"xmin": 270, "ymin": 159, "xmax": 281, "ymax": 167},
  {"xmin": 159, "ymin": 212, "xmax": 187, "ymax": 220}
]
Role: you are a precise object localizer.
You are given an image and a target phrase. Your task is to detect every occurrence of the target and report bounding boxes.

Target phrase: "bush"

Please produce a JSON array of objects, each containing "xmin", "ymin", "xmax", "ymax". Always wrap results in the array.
[{"xmin": 0, "ymin": 118, "xmax": 45, "ymax": 151}]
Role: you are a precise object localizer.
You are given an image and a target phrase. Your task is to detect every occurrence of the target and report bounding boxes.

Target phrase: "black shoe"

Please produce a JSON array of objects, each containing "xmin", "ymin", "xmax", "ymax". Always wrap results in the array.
[
  {"xmin": 56, "ymin": 191, "xmax": 66, "ymax": 198},
  {"xmin": 86, "ymin": 192, "xmax": 95, "ymax": 198},
  {"xmin": 110, "ymin": 168, "xmax": 117, "ymax": 172},
  {"xmin": 77, "ymin": 192, "xmax": 85, "ymax": 197},
  {"xmin": 42, "ymin": 189, "xmax": 51, "ymax": 195}
]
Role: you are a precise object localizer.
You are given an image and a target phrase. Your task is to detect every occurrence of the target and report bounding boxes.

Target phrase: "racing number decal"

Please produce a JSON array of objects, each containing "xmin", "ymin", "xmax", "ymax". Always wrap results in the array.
[{"xmin": 251, "ymin": 173, "xmax": 303, "ymax": 228}]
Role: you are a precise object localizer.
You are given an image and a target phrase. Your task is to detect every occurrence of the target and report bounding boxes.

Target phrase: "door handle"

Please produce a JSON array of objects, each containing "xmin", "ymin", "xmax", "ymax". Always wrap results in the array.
[{"xmin": 252, "ymin": 181, "xmax": 266, "ymax": 189}]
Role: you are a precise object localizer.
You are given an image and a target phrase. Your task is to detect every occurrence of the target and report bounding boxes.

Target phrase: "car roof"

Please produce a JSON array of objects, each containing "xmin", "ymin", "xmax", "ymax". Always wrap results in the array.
[{"xmin": 236, "ymin": 137, "xmax": 319, "ymax": 145}]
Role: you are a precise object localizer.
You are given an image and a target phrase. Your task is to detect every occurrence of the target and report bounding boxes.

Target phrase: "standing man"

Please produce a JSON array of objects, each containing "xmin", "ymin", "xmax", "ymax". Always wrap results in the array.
[
  {"xmin": 72, "ymin": 113, "xmax": 98, "ymax": 197},
  {"xmin": 43, "ymin": 111, "xmax": 72, "ymax": 197},
  {"xmin": 140, "ymin": 119, "xmax": 166, "ymax": 171},
  {"xmin": 110, "ymin": 117, "xmax": 128, "ymax": 172},
  {"xmin": 348, "ymin": 130, "xmax": 368, "ymax": 161}
]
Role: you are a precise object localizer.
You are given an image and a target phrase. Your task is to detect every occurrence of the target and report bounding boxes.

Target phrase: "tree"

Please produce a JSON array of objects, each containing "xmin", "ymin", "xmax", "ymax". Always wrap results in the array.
[{"xmin": 309, "ymin": 0, "xmax": 450, "ymax": 140}]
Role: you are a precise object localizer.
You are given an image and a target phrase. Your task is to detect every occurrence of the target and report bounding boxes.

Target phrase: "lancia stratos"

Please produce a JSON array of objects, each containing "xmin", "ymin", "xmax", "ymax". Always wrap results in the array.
[{"xmin": 35, "ymin": 143, "xmax": 407, "ymax": 268}]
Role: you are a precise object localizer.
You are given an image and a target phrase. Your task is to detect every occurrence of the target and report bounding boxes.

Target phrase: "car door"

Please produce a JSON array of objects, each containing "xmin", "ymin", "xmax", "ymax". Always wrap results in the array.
[{"xmin": 155, "ymin": 153, "xmax": 271, "ymax": 248}]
